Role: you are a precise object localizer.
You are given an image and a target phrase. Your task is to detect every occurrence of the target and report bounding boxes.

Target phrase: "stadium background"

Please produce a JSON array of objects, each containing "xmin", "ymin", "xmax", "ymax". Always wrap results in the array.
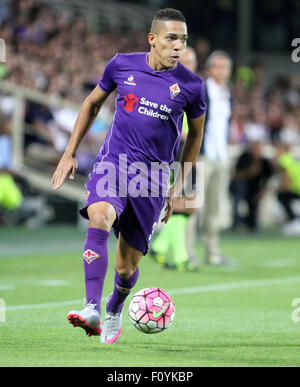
[{"xmin": 1, "ymin": 0, "xmax": 300, "ymax": 367}]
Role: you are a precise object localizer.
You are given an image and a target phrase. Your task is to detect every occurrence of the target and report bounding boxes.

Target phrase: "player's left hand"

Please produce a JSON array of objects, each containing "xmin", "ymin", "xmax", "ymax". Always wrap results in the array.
[
  {"xmin": 161, "ymin": 185, "xmax": 176, "ymax": 224},
  {"xmin": 51, "ymin": 153, "xmax": 78, "ymax": 190}
]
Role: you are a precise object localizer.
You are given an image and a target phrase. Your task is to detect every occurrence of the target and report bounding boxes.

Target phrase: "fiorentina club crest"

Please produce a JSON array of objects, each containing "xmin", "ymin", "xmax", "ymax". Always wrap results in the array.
[
  {"xmin": 83, "ymin": 249, "xmax": 100, "ymax": 264},
  {"xmin": 169, "ymin": 83, "xmax": 180, "ymax": 99}
]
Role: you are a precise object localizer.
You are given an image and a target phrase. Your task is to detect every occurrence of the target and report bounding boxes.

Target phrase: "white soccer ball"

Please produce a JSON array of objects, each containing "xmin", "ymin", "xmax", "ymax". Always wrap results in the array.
[{"xmin": 128, "ymin": 287, "xmax": 175, "ymax": 334}]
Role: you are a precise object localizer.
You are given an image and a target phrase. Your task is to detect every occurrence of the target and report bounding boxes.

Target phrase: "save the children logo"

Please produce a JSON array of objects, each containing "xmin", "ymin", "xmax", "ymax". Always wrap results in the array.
[
  {"xmin": 122, "ymin": 95, "xmax": 172, "ymax": 121},
  {"xmin": 122, "ymin": 93, "xmax": 139, "ymax": 112}
]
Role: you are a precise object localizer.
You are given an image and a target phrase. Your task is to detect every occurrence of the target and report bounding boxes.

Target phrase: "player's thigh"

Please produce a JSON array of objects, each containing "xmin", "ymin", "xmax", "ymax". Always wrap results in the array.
[
  {"xmin": 87, "ymin": 201, "xmax": 117, "ymax": 231},
  {"xmin": 116, "ymin": 233, "xmax": 143, "ymax": 277}
]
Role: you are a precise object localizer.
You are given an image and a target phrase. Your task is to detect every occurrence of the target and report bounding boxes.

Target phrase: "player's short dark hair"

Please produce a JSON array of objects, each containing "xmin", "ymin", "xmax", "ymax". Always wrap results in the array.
[
  {"xmin": 153, "ymin": 8, "xmax": 186, "ymax": 23},
  {"xmin": 151, "ymin": 8, "xmax": 186, "ymax": 32}
]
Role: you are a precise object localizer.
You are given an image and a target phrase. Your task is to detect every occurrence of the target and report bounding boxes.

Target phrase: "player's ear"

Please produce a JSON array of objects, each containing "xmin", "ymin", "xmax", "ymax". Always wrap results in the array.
[{"xmin": 148, "ymin": 32, "xmax": 156, "ymax": 48}]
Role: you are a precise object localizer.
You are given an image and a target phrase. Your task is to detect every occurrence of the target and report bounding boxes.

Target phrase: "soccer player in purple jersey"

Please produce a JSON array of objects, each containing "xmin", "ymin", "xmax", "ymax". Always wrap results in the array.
[{"xmin": 51, "ymin": 8, "xmax": 206, "ymax": 344}]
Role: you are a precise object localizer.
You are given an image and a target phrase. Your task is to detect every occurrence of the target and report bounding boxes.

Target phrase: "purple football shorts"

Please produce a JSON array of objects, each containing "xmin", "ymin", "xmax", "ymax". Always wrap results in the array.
[{"xmin": 79, "ymin": 155, "xmax": 167, "ymax": 255}]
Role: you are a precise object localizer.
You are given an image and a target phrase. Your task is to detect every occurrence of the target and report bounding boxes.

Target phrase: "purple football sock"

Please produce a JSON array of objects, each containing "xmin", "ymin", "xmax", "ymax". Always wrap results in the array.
[
  {"xmin": 107, "ymin": 267, "xmax": 139, "ymax": 314},
  {"xmin": 83, "ymin": 228, "xmax": 110, "ymax": 316}
]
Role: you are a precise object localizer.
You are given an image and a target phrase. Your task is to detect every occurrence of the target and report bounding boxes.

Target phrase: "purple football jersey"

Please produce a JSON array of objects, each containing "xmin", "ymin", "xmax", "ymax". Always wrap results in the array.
[{"xmin": 98, "ymin": 52, "xmax": 206, "ymax": 165}]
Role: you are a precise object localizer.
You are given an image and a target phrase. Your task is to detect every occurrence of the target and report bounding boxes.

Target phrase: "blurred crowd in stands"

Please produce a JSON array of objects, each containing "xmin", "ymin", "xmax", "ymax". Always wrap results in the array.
[{"xmin": 1, "ymin": 0, "xmax": 300, "ymax": 231}]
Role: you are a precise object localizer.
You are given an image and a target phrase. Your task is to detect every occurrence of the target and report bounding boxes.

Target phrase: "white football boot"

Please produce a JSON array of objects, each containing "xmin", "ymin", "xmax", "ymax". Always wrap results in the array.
[
  {"xmin": 100, "ymin": 294, "xmax": 123, "ymax": 344},
  {"xmin": 67, "ymin": 302, "xmax": 102, "ymax": 337}
]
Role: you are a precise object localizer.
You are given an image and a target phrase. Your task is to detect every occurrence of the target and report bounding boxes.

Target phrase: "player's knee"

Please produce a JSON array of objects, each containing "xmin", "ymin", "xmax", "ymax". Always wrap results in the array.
[
  {"xmin": 116, "ymin": 264, "xmax": 138, "ymax": 279},
  {"xmin": 89, "ymin": 211, "xmax": 112, "ymax": 231}
]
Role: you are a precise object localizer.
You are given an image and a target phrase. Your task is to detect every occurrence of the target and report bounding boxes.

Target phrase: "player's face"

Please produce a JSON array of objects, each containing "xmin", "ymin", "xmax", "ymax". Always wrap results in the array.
[{"xmin": 149, "ymin": 21, "xmax": 188, "ymax": 69}]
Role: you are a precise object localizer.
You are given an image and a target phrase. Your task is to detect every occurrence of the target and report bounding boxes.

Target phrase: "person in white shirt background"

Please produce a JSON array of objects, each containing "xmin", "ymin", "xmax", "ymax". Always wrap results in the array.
[{"xmin": 187, "ymin": 50, "xmax": 233, "ymax": 266}]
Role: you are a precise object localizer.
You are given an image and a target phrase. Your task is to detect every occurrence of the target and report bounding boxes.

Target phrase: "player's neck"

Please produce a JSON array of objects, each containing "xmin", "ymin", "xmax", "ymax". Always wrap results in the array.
[{"xmin": 147, "ymin": 51, "xmax": 175, "ymax": 71}]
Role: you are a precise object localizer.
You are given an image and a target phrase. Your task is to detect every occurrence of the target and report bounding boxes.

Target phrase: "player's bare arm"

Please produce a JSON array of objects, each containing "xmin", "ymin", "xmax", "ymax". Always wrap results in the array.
[
  {"xmin": 51, "ymin": 86, "xmax": 110, "ymax": 190},
  {"xmin": 162, "ymin": 113, "xmax": 206, "ymax": 223}
]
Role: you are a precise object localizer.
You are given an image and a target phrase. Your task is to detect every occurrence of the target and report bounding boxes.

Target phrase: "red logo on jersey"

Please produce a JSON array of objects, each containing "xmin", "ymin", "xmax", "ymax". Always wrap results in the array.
[{"xmin": 122, "ymin": 93, "xmax": 139, "ymax": 112}]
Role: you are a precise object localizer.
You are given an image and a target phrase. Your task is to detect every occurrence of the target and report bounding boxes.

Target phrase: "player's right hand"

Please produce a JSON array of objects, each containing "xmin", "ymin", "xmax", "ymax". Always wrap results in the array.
[
  {"xmin": 161, "ymin": 185, "xmax": 175, "ymax": 224},
  {"xmin": 51, "ymin": 153, "xmax": 78, "ymax": 190}
]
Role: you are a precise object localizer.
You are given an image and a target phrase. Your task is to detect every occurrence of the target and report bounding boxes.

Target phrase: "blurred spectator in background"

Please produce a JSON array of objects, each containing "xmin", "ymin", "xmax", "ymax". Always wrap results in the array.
[
  {"xmin": 24, "ymin": 100, "xmax": 67, "ymax": 165},
  {"xmin": 0, "ymin": 112, "xmax": 12, "ymax": 169},
  {"xmin": 0, "ymin": 164, "xmax": 54, "ymax": 227},
  {"xmin": 25, "ymin": 101, "xmax": 57, "ymax": 148},
  {"xmin": 0, "ymin": 111, "xmax": 54, "ymax": 227},
  {"xmin": 229, "ymin": 102, "xmax": 248, "ymax": 144},
  {"xmin": 50, "ymin": 100, "xmax": 111, "ymax": 175},
  {"xmin": 194, "ymin": 37, "xmax": 211, "ymax": 75},
  {"xmin": 196, "ymin": 50, "xmax": 233, "ymax": 266},
  {"xmin": 276, "ymin": 142, "xmax": 300, "ymax": 236},
  {"xmin": 0, "ymin": 0, "xmax": 120, "ymax": 172},
  {"xmin": 266, "ymin": 102, "xmax": 284, "ymax": 143},
  {"xmin": 0, "ymin": 171, "xmax": 23, "ymax": 225},
  {"xmin": 0, "ymin": 0, "xmax": 149, "ymax": 102},
  {"xmin": 280, "ymin": 111, "xmax": 300, "ymax": 145},
  {"xmin": 230, "ymin": 132, "xmax": 274, "ymax": 232},
  {"xmin": 0, "ymin": 113, "xmax": 22, "ymax": 225},
  {"xmin": 235, "ymin": 66, "xmax": 256, "ymax": 91}
]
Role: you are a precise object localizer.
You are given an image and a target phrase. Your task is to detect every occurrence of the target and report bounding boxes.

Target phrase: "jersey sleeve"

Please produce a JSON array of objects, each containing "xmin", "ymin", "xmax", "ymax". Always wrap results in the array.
[
  {"xmin": 98, "ymin": 54, "xmax": 119, "ymax": 93},
  {"xmin": 185, "ymin": 79, "xmax": 207, "ymax": 120}
]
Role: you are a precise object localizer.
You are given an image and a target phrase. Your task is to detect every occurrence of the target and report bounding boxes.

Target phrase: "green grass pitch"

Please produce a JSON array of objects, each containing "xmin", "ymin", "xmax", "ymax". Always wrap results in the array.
[{"xmin": 0, "ymin": 226, "xmax": 300, "ymax": 367}]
